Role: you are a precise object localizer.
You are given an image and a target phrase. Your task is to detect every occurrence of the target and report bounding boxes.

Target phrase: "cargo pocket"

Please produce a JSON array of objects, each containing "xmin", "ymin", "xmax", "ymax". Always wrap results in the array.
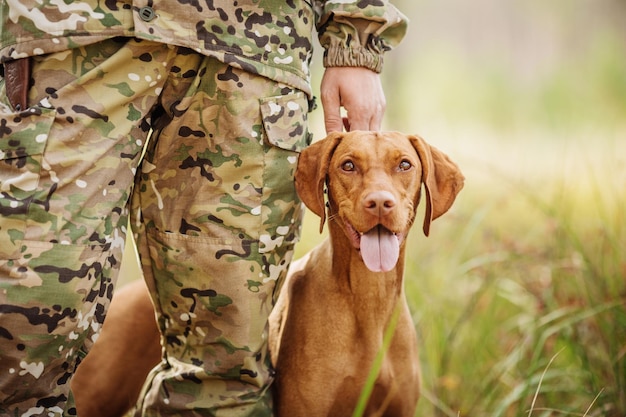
[
  {"xmin": 0, "ymin": 106, "xmax": 56, "ymax": 259},
  {"xmin": 258, "ymin": 91, "xmax": 312, "ymax": 256},
  {"xmin": 260, "ymin": 91, "xmax": 312, "ymax": 152}
]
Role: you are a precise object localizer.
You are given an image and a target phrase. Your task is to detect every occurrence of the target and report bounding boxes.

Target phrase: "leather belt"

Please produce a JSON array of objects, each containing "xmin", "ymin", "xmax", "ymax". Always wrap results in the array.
[{"xmin": 3, "ymin": 57, "xmax": 31, "ymax": 111}]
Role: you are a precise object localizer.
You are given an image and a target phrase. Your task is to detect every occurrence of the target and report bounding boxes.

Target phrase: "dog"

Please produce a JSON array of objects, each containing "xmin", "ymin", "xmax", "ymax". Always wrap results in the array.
[
  {"xmin": 71, "ymin": 131, "xmax": 463, "ymax": 417},
  {"xmin": 268, "ymin": 131, "xmax": 464, "ymax": 417},
  {"xmin": 71, "ymin": 279, "xmax": 162, "ymax": 417}
]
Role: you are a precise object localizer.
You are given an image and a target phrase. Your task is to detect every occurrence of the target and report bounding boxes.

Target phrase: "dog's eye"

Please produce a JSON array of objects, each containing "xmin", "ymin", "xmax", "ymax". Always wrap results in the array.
[
  {"xmin": 398, "ymin": 160, "xmax": 412, "ymax": 171},
  {"xmin": 341, "ymin": 160, "xmax": 355, "ymax": 172}
]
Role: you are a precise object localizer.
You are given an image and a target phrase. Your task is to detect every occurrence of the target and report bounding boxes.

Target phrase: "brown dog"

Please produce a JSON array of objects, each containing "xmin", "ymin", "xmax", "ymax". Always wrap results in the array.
[
  {"xmin": 71, "ymin": 131, "xmax": 463, "ymax": 417},
  {"xmin": 71, "ymin": 279, "xmax": 161, "ymax": 417},
  {"xmin": 268, "ymin": 131, "xmax": 464, "ymax": 417}
]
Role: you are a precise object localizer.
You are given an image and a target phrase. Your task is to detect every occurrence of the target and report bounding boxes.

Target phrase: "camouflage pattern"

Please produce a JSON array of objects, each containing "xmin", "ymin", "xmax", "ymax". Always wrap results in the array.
[
  {"xmin": 0, "ymin": 35, "xmax": 311, "ymax": 415},
  {"xmin": 0, "ymin": 38, "xmax": 177, "ymax": 415},
  {"xmin": 130, "ymin": 57, "xmax": 310, "ymax": 416},
  {"xmin": 0, "ymin": 0, "xmax": 408, "ymax": 96},
  {"xmin": 0, "ymin": 1, "xmax": 408, "ymax": 415}
]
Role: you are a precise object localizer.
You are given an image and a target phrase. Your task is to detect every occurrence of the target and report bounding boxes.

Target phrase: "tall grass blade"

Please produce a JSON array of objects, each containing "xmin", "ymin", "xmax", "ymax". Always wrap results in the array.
[
  {"xmin": 527, "ymin": 348, "xmax": 563, "ymax": 416},
  {"xmin": 351, "ymin": 299, "xmax": 403, "ymax": 417}
]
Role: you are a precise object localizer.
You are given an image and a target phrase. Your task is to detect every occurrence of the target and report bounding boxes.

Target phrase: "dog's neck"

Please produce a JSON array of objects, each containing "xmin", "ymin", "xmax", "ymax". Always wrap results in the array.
[{"xmin": 327, "ymin": 218, "xmax": 406, "ymax": 324}]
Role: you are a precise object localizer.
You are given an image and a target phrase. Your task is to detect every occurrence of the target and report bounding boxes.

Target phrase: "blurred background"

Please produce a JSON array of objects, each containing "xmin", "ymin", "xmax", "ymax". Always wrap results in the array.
[
  {"xmin": 120, "ymin": 1, "xmax": 626, "ymax": 415},
  {"xmin": 305, "ymin": 0, "xmax": 626, "ymax": 415}
]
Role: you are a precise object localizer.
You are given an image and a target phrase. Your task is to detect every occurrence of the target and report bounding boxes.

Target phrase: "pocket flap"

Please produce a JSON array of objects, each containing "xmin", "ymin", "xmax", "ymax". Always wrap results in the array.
[
  {"xmin": 260, "ymin": 91, "xmax": 311, "ymax": 152},
  {"xmin": 0, "ymin": 107, "xmax": 55, "ymax": 161}
]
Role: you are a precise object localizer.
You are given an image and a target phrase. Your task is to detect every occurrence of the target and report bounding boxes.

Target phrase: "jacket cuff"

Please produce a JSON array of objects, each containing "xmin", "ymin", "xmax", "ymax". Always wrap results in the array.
[{"xmin": 323, "ymin": 46, "xmax": 384, "ymax": 74}]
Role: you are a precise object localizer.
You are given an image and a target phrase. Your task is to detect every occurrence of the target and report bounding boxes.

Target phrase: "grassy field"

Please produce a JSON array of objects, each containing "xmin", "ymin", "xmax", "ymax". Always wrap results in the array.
[{"xmin": 402, "ymin": 131, "xmax": 625, "ymax": 417}]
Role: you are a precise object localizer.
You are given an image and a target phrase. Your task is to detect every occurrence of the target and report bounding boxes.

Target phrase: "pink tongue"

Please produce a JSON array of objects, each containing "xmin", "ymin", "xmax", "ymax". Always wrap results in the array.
[{"xmin": 360, "ymin": 226, "xmax": 399, "ymax": 272}]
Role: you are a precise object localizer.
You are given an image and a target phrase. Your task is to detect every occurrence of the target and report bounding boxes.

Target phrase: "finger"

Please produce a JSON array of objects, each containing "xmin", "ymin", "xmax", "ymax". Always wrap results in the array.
[
  {"xmin": 322, "ymin": 94, "xmax": 344, "ymax": 134},
  {"xmin": 320, "ymin": 74, "xmax": 344, "ymax": 133},
  {"xmin": 364, "ymin": 89, "xmax": 386, "ymax": 131},
  {"xmin": 324, "ymin": 112, "xmax": 344, "ymax": 134},
  {"xmin": 371, "ymin": 91, "xmax": 386, "ymax": 131},
  {"xmin": 344, "ymin": 96, "xmax": 385, "ymax": 132},
  {"xmin": 343, "ymin": 108, "xmax": 371, "ymax": 132},
  {"xmin": 369, "ymin": 106, "xmax": 384, "ymax": 131}
]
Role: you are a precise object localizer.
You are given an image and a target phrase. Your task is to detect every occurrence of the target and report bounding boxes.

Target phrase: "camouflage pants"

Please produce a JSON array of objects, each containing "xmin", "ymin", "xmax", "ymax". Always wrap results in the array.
[
  {"xmin": 0, "ymin": 38, "xmax": 309, "ymax": 416},
  {"xmin": 130, "ymin": 50, "xmax": 310, "ymax": 416}
]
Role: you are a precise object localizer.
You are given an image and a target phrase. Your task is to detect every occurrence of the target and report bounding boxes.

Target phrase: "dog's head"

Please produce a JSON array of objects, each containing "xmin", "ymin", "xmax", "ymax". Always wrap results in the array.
[{"xmin": 295, "ymin": 131, "xmax": 464, "ymax": 271}]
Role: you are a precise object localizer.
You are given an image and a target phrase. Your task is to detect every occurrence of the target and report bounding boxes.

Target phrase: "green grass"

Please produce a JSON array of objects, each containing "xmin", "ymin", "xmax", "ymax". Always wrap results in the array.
[{"xmin": 400, "ymin": 132, "xmax": 626, "ymax": 417}]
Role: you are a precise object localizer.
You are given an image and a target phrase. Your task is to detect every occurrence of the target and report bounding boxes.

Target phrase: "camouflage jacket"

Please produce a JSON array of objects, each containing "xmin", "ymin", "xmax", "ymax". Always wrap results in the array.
[{"xmin": 0, "ymin": 0, "xmax": 407, "ymax": 95}]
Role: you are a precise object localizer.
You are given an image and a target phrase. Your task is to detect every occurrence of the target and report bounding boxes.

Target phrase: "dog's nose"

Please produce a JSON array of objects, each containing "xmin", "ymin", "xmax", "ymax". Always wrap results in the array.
[{"xmin": 364, "ymin": 191, "xmax": 396, "ymax": 216}]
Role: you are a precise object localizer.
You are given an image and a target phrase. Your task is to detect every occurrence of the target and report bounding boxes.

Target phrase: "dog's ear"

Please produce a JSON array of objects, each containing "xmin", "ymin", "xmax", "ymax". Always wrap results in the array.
[
  {"xmin": 409, "ymin": 135, "xmax": 465, "ymax": 236},
  {"xmin": 295, "ymin": 132, "xmax": 344, "ymax": 233}
]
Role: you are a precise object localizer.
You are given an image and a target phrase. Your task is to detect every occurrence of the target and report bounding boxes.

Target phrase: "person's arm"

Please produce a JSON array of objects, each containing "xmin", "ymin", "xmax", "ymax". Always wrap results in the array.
[{"xmin": 315, "ymin": 0, "xmax": 408, "ymax": 133}]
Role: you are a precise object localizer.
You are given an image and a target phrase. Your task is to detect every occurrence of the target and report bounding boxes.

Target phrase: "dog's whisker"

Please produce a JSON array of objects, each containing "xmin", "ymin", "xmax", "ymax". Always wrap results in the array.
[
  {"xmin": 327, "ymin": 213, "xmax": 340, "ymax": 223},
  {"xmin": 407, "ymin": 215, "xmax": 416, "ymax": 227}
]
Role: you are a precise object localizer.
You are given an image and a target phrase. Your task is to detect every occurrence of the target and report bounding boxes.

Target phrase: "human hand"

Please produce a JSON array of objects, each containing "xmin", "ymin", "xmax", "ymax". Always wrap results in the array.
[{"xmin": 320, "ymin": 66, "xmax": 386, "ymax": 134}]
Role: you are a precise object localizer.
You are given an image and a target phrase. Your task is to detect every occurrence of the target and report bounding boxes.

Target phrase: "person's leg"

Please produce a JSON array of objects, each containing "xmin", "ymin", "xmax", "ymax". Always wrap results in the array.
[
  {"xmin": 0, "ymin": 38, "xmax": 174, "ymax": 415},
  {"xmin": 131, "ymin": 56, "xmax": 311, "ymax": 416}
]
